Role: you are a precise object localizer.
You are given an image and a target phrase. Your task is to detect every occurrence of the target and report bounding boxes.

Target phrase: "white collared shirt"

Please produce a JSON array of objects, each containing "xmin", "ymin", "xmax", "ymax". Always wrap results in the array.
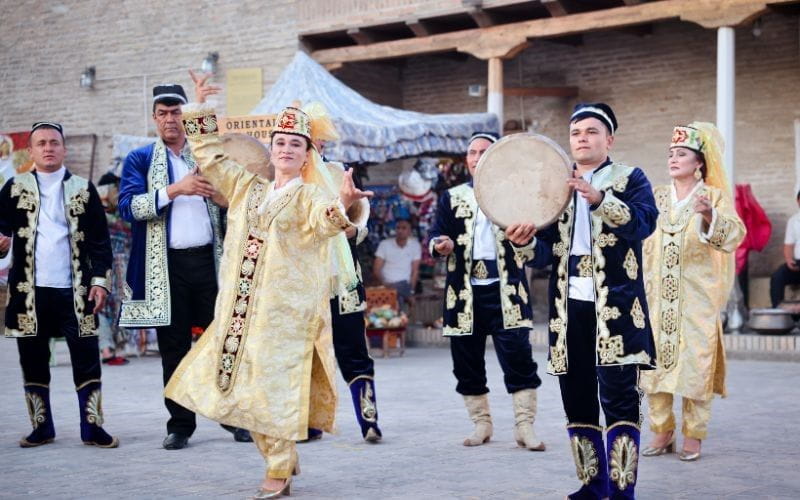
[
  {"xmin": 471, "ymin": 207, "xmax": 499, "ymax": 286},
  {"xmin": 569, "ymin": 170, "xmax": 595, "ymax": 302},
  {"xmin": 34, "ymin": 166, "xmax": 72, "ymax": 288},
  {"xmin": 156, "ymin": 145, "xmax": 214, "ymax": 249}
]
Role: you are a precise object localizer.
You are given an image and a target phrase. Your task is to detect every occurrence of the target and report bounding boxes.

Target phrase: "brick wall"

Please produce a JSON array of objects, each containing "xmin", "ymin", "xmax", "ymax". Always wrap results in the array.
[
  {"xmin": 0, "ymin": 0, "xmax": 298, "ymax": 179},
  {"xmin": 402, "ymin": 13, "xmax": 800, "ymax": 275}
]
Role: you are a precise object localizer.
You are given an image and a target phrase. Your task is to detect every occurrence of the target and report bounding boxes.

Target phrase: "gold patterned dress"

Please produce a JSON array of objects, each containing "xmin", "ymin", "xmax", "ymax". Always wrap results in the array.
[
  {"xmin": 640, "ymin": 181, "xmax": 745, "ymax": 401},
  {"xmin": 165, "ymin": 129, "xmax": 347, "ymax": 441}
]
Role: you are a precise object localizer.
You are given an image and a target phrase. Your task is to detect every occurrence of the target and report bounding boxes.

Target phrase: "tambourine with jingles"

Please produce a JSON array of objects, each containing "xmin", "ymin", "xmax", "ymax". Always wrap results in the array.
[
  {"xmin": 473, "ymin": 132, "xmax": 572, "ymax": 229},
  {"xmin": 221, "ymin": 133, "xmax": 272, "ymax": 180}
]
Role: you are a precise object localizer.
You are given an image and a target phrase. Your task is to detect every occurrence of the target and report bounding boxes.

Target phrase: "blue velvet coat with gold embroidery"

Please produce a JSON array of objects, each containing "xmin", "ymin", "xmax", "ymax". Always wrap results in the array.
[
  {"xmin": 0, "ymin": 171, "xmax": 112, "ymax": 337},
  {"xmin": 535, "ymin": 160, "xmax": 658, "ymax": 375},
  {"xmin": 428, "ymin": 182, "xmax": 550, "ymax": 336},
  {"xmin": 117, "ymin": 141, "xmax": 223, "ymax": 327}
]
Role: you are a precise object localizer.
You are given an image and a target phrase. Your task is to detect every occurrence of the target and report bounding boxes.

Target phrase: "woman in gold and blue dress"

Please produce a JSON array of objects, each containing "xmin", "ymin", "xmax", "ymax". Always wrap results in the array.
[
  {"xmin": 640, "ymin": 122, "xmax": 745, "ymax": 462},
  {"xmin": 165, "ymin": 74, "xmax": 371, "ymax": 498}
]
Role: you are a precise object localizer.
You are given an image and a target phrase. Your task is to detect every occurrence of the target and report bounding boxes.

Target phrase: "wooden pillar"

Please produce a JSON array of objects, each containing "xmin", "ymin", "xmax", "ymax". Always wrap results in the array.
[
  {"xmin": 716, "ymin": 26, "xmax": 735, "ymax": 189},
  {"xmin": 487, "ymin": 57, "xmax": 503, "ymax": 133}
]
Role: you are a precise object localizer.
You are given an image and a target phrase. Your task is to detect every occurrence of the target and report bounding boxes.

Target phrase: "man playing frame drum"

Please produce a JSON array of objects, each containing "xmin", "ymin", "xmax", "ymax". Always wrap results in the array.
[
  {"xmin": 428, "ymin": 132, "xmax": 550, "ymax": 451},
  {"xmin": 531, "ymin": 103, "xmax": 658, "ymax": 500}
]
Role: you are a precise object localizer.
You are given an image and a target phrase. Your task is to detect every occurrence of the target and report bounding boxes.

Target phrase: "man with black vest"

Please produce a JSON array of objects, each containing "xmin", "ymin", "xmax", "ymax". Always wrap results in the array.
[{"xmin": 0, "ymin": 121, "xmax": 118, "ymax": 448}]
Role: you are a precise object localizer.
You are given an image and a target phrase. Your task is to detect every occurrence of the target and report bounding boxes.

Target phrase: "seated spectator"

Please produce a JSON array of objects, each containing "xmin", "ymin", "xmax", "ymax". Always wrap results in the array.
[
  {"xmin": 373, "ymin": 218, "xmax": 421, "ymax": 312},
  {"xmin": 770, "ymin": 191, "xmax": 800, "ymax": 307}
]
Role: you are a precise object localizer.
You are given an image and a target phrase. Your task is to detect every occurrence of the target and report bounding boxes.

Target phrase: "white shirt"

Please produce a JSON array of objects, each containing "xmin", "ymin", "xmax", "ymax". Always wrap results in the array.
[
  {"xmin": 471, "ymin": 207, "xmax": 499, "ymax": 285},
  {"xmin": 156, "ymin": 146, "xmax": 214, "ymax": 249},
  {"xmin": 375, "ymin": 237, "xmax": 421, "ymax": 284},
  {"xmin": 34, "ymin": 166, "xmax": 72, "ymax": 288},
  {"xmin": 569, "ymin": 170, "xmax": 595, "ymax": 302},
  {"xmin": 785, "ymin": 212, "xmax": 800, "ymax": 260}
]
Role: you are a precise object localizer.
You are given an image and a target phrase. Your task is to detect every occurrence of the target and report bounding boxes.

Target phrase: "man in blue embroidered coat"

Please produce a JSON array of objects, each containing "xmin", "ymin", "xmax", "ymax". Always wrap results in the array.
[
  {"xmin": 117, "ymin": 84, "xmax": 246, "ymax": 449},
  {"xmin": 428, "ymin": 132, "xmax": 549, "ymax": 451},
  {"xmin": 533, "ymin": 104, "xmax": 657, "ymax": 499},
  {"xmin": 0, "ymin": 122, "xmax": 118, "ymax": 448}
]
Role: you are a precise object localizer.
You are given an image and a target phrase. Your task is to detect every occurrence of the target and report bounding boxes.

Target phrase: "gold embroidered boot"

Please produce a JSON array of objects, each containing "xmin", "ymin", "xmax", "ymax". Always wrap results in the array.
[
  {"xmin": 19, "ymin": 383, "xmax": 55, "ymax": 448},
  {"xmin": 512, "ymin": 388, "xmax": 545, "ymax": 451},
  {"xmin": 77, "ymin": 380, "xmax": 119, "ymax": 448},
  {"xmin": 462, "ymin": 394, "xmax": 492, "ymax": 446},
  {"xmin": 606, "ymin": 421, "xmax": 640, "ymax": 499}
]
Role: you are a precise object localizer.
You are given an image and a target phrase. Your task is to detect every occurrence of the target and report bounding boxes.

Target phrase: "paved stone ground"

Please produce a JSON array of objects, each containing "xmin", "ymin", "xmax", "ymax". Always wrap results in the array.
[{"xmin": 1, "ymin": 342, "xmax": 799, "ymax": 499}]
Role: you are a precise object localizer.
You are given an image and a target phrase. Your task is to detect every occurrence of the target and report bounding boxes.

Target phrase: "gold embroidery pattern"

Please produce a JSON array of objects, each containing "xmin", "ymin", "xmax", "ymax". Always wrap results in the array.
[
  {"xmin": 447, "ymin": 254, "xmax": 456, "ymax": 272},
  {"xmin": 6, "ymin": 174, "xmax": 39, "ymax": 337},
  {"xmin": 709, "ymin": 217, "xmax": 730, "ymax": 249},
  {"xmin": 547, "ymin": 204, "xmax": 572, "ymax": 375},
  {"xmin": 609, "ymin": 433, "xmax": 638, "ymax": 491},
  {"xmin": 446, "ymin": 286, "xmax": 457, "ymax": 310},
  {"xmin": 473, "ymin": 260, "xmax": 489, "ymax": 279},
  {"xmin": 85, "ymin": 389, "xmax": 104, "ymax": 426},
  {"xmin": 360, "ymin": 383, "xmax": 377, "ymax": 423},
  {"xmin": 64, "ymin": 176, "xmax": 94, "ymax": 336},
  {"xmin": 600, "ymin": 196, "xmax": 631, "ymax": 227},
  {"xmin": 623, "ymin": 248, "xmax": 638, "ymax": 280},
  {"xmin": 518, "ymin": 283, "xmax": 528, "ymax": 304},
  {"xmin": 612, "ymin": 175, "xmax": 629, "ymax": 193},
  {"xmin": 182, "ymin": 109, "xmax": 218, "ymax": 137},
  {"xmin": 553, "ymin": 241, "xmax": 567, "ymax": 257},
  {"xmin": 325, "ymin": 205, "xmax": 349, "ymax": 229},
  {"xmin": 119, "ymin": 140, "xmax": 171, "ymax": 327},
  {"xmin": 577, "ymin": 255, "xmax": 593, "ymax": 277},
  {"xmin": 631, "ymin": 297, "xmax": 645, "ymax": 329},
  {"xmin": 596, "ymin": 233, "xmax": 618, "ymax": 248},
  {"xmin": 570, "ymin": 435, "xmax": 600, "ymax": 485},
  {"xmin": 443, "ymin": 184, "xmax": 476, "ymax": 336},
  {"xmin": 511, "ymin": 241, "xmax": 535, "ymax": 269},
  {"xmin": 656, "ymin": 196, "xmax": 683, "ymax": 371},
  {"xmin": 130, "ymin": 193, "xmax": 157, "ymax": 220},
  {"xmin": 218, "ymin": 232, "xmax": 264, "ymax": 393},
  {"xmin": 25, "ymin": 392, "xmax": 47, "ymax": 429},
  {"xmin": 496, "ymin": 226, "xmax": 531, "ymax": 331},
  {"xmin": 338, "ymin": 287, "xmax": 364, "ymax": 314},
  {"xmin": 598, "ymin": 335, "xmax": 624, "ymax": 364}
]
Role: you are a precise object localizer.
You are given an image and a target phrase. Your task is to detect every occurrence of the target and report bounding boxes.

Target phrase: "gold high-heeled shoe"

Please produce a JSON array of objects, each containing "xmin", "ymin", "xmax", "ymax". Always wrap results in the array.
[
  {"xmin": 642, "ymin": 436, "xmax": 675, "ymax": 456},
  {"xmin": 252, "ymin": 477, "xmax": 292, "ymax": 499},
  {"xmin": 679, "ymin": 438, "xmax": 702, "ymax": 461}
]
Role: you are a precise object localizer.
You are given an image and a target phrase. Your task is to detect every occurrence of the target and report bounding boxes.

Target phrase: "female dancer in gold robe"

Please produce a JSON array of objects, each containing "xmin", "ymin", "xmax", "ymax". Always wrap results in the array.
[
  {"xmin": 640, "ymin": 122, "xmax": 745, "ymax": 461},
  {"xmin": 165, "ymin": 73, "xmax": 371, "ymax": 498}
]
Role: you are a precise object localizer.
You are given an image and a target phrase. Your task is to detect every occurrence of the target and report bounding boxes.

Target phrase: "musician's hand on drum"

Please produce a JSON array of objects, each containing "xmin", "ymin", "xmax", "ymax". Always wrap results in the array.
[
  {"xmin": 505, "ymin": 223, "xmax": 536, "ymax": 246},
  {"xmin": 189, "ymin": 69, "xmax": 222, "ymax": 104},
  {"xmin": 567, "ymin": 172, "xmax": 603, "ymax": 206},
  {"xmin": 433, "ymin": 236, "xmax": 455, "ymax": 256},
  {"xmin": 339, "ymin": 169, "xmax": 374, "ymax": 210}
]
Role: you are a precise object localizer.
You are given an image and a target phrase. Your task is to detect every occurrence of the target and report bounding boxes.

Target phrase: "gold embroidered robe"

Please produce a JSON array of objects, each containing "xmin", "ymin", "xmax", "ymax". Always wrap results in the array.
[
  {"xmin": 165, "ymin": 113, "xmax": 346, "ymax": 440},
  {"xmin": 640, "ymin": 183, "xmax": 745, "ymax": 400}
]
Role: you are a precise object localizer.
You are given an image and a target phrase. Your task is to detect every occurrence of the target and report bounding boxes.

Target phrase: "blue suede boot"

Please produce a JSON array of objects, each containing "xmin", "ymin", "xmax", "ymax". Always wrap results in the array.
[
  {"xmin": 566, "ymin": 424, "xmax": 609, "ymax": 500},
  {"xmin": 77, "ymin": 380, "xmax": 119, "ymax": 448},
  {"xmin": 606, "ymin": 421, "xmax": 640, "ymax": 500},
  {"xmin": 348, "ymin": 376, "xmax": 382, "ymax": 442},
  {"xmin": 19, "ymin": 384, "xmax": 55, "ymax": 448}
]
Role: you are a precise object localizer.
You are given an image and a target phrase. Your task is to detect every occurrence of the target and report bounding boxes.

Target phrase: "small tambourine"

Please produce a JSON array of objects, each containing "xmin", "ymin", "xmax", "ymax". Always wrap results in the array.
[
  {"xmin": 473, "ymin": 132, "xmax": 572, "ymax": 229},
  {"xmin": 221, "ymin": 133, "xmax": 272, "ymax": 180}
]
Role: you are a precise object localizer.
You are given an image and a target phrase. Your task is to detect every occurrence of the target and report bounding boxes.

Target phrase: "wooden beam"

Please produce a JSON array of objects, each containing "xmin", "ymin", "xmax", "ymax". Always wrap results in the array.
[
  {"xmin": 347, "ymin": 27, "xmax": 378, "ymax": 45},
  {"xmin": 503, "ymin": 86, "xmax": 579, "ymax": 97},
  {"xmin": 312, "ymin": 0, "xmax": 791, "ymax": 64},
  {"xmin": 621, "ymin": 0, "xmax": 641, "ymax": 5},
  {"xmin": 466, "ymin": 6, "xmax": 497, "ymax": 27},
  {"xmin": 405, "ymin": 18, "xmax": 433, "ymax": 37},
  {"xmin": 541, "ymin": 0, "xmax": 569, "ymax": 17}
]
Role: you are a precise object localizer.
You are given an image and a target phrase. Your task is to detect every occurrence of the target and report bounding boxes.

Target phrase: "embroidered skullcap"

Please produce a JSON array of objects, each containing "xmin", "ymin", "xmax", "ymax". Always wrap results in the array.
[
  {"xmin": 670, "ymin": 125, "xmax": 703, "ymax": 153},
  {"xmin": 468, "ymin": 131, "xmax": 499, "ymax": 146},
  {"xmin": 671, "ymin": 122, "xmax": 728, "ymax": 194},
  {"xmin": 152, "ymin": 84, "xmax": 188, "ymax": 105},
  {"xmin": 271, "ymin": 105, "xmax": 312, "ymax": 141},
  {"xmin": 570, "ymin": 103, "xmax": 618, "ymax": 135},
  {"xmin": 31, "ymin": 121, "xmax": 64, "ymax": 139}
]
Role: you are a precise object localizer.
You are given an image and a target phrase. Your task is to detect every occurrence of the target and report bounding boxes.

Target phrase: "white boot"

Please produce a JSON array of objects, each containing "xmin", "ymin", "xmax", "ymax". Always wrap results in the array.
[
  {"xmin": 462, "ymin": 394, "xmax": 493, "ymax": 446},
  {"xmin": 512, "ymin": 389, "xmax": 545, "ymax": 451}
]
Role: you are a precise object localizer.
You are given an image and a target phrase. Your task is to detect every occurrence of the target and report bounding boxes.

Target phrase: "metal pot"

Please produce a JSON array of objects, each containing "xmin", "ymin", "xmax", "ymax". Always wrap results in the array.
[{"xmin": 747, "ymin": 308, "xmax": 796, "ymax": 335}]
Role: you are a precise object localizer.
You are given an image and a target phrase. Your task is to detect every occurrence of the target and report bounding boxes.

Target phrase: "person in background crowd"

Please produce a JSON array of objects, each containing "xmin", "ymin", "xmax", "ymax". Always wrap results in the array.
[
  {"xmin": 373, "ymin": 218, "xmax": 421, "ymax": 312},
  {"xmin": 769, "ymin": 190, "xmax": 800, "ymax": 307}
]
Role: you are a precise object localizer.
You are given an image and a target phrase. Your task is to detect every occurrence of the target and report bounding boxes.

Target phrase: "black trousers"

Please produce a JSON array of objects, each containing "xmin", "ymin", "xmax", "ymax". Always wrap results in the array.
[
  {"xmin": 450, "ymin": 282, "xmax": 542, "ymax": 396},
  {"xmin": 558, "ymin": 298, "xmax": 640, "ymax": 427},
  {"xmin": 16, "ymin": 287, "xmax": 101, "ymax": 387},
  {"xmin": 769, "ymin": 262, "xmax": 800, "ymax": 307},
  {"xmin": 157, "ymin": 248, "xmax": 217, "ymax": 436},
  {"xmin": 330, "ymin": 297, "xmax": 374, "ymax": 383}
]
